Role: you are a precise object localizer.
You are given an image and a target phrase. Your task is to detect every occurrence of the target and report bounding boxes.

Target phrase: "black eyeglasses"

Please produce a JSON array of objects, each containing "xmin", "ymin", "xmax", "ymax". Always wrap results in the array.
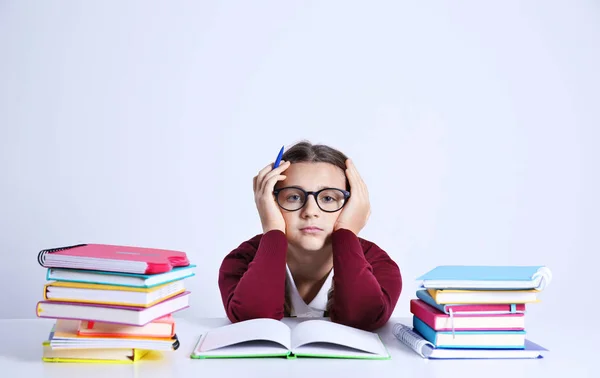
[{"xmin": 273, "ymin": 186, "xmax": 350, "ymax": 213}]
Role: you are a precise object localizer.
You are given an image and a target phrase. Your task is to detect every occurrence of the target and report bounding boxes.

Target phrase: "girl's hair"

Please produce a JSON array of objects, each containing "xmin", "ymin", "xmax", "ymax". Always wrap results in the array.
[
  {"xmin": 279, "ymin": 140, "xmax": 348, "ymax": 317},
  {"xmin": 280, "ymin": 140, "xmax": 350, "ymax": 190}
]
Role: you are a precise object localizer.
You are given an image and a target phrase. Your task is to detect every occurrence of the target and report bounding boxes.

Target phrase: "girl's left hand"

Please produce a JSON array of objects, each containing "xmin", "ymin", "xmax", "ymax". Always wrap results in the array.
[{"xmin": 333, "ymin": 158, "xmax": 371, "ymax": 235}]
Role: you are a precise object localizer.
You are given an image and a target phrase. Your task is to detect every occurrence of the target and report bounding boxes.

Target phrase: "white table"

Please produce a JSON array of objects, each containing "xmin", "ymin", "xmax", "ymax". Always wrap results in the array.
[{"xmin": 0, "ymin": 317, "xmax": 592, "ymax": 378}]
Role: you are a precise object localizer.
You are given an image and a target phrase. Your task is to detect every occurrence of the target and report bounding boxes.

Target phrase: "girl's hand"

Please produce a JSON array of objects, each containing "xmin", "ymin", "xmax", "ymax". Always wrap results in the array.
[
  {"xmin": 333, "ymin": 159, "xmax": 371, "ymax": 235},
  {"xmin": 253, "ymin": 160, "xmax": 291, "ymax": 234}
]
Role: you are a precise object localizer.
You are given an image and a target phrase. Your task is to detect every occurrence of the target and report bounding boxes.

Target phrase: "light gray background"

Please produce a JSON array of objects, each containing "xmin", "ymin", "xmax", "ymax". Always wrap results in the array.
[{"xmin": 0, "ymin": 1, "xmax": 597, "ymax": 327}]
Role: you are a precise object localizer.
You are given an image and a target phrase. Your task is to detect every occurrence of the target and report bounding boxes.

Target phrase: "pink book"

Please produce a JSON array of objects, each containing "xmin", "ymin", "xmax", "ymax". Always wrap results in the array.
[
  {"xmin": 410, "ymin": 299, "xmax": 525, "ymax": 331},
  {"xmin": 78, "ymin": 315, "xmax": 176, "ymax": 338},
  {"xmin": 441, "ymin": 303, "xmax": 527, "ymax": 314},
  {"xmin": 36, "ymin": 291, "xmax": 190, "ymax": 326},
  {"xmin": 37, "ymin": 243, "xmax": 189, "ymax": 274}
]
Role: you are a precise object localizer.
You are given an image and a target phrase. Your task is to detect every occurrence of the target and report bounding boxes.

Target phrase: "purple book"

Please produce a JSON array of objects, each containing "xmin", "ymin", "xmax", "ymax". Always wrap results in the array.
[{"xmin": 36, "ymin": 291, "xmax": 190, "ymax": 326}]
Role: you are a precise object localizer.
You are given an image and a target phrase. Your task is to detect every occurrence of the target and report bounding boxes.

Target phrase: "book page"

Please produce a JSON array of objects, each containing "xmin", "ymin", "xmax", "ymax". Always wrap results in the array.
[
  {"xmin": 196, "ymin": 318, "xmax": 291, "ymax": 352},
  {"xmin": 290, "ymin": 320, "xmax": 387, "ymax": 356},
  {"xmin": 193, "ymin": 340, "xmax": 291, "ymax": 358}
]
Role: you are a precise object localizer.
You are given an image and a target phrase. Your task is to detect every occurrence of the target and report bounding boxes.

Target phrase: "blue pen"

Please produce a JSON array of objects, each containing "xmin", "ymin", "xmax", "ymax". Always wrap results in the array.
[{"xmin": 273, "ymin": 145, "xmax": 284, "ymax": 168}]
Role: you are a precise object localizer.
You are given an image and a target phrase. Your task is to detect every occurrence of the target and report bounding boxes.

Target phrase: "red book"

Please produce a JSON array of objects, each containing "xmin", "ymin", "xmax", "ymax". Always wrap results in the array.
[
  {"xmin": 410, "ymin": 299, "xmax": 525, "ymax": 331},
  {"xmin": 38, "ymin": 244, "xmax": 189, "ymax": 274}
]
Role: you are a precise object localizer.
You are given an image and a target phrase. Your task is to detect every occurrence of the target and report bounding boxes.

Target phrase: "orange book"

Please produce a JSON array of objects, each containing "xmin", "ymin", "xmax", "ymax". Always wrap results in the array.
[{"xmin": 77, "ymin": 315, "xmax": 175, "ymax": 338}]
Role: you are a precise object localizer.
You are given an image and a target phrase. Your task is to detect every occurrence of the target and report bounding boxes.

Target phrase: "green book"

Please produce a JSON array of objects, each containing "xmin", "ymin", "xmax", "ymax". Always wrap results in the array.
[{"xmin": 190, "ymin": 318, "xmax": 390, "ymax": 360}]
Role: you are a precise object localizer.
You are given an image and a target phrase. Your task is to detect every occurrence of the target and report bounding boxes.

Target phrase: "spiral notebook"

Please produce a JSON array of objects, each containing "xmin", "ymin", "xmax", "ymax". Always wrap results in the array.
[
  {"xmin": 392, "ymin": 323, "xmax": 547, "ymax": 359},
  {"xmin": 37, "ymin": 244, "xmax": 190, "ymax": 274}
]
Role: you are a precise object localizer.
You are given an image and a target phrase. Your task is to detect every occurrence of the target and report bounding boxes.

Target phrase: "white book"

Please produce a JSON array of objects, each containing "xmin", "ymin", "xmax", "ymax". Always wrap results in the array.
[
  {"xmin": 49, "ymin": 319, "xmax": 179, "ymax": 351},
  {"xmin": 190, "ymin": 318, "xmax": 390, "ymax": 360},
  {"xmin": 44, "ymin": 280, "xmax": 186, "ymax": 307},
  {"xmin": 37, "ymin": 291, "xmax": 190, "ymax": 326}
]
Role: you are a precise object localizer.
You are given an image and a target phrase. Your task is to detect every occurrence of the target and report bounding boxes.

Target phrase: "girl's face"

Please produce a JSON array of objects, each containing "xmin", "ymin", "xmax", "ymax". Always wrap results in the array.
[{"xmin": 276, "ymin": 162, "xmax": 347, "ymax": 251}]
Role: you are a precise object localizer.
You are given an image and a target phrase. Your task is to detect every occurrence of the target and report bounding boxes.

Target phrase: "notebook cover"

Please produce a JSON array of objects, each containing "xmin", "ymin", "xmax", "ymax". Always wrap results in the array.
[
  {"xmin": 36, "ymin": 291, "xmax": 190, "ymax": 325},
  {"xmin": 410, "ymin": 299, "xmax": 524, "ymax": 331},
  {"xmin": 416, "ymin": 289, "xmax": 526, "ymax": 314},
  {"xmin": 38, "ymin": 244, "xmax": 189, "ymax": 274},
  {"xmin": 417, "ymin": 265, "xmax": 546, "ymax": 281},
  {"xmin": 417, "ymin": 265, "xmax": 551, "ymax": 290}
]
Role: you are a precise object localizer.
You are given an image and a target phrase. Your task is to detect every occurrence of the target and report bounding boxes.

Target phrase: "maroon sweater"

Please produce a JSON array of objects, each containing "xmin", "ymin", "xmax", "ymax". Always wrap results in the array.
[{"xmin": 218, "ymin": 228, "xmax": 402, "ymax": 331}]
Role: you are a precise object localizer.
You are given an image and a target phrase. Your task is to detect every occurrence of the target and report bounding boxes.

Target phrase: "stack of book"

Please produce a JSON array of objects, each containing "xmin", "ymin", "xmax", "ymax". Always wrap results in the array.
[
  {"xmin": 399, "ymin": 265, "xmax": 551, "ymax": 359},
  {"xmin": 35, "ymin": 243, "xmax": 195, "ymax": 363}
]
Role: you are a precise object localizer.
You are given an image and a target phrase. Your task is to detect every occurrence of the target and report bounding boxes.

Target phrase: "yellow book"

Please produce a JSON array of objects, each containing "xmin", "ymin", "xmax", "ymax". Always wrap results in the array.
[
  {"xmin": 42, "ymin": 341, "xmax": 154, "ymax": 363},
  {"xmin": 427, "ymin": 288, "xmax": 540, "ymax": 304},
  {"xmin": 43, "ymin": 279, "xmax": 185, "ymax": 307}
]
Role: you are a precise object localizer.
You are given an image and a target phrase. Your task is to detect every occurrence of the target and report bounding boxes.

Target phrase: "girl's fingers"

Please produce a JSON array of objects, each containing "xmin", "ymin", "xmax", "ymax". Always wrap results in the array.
[
  {"xmin": 345, "ymin": 159, "xmax": 358, "ymax": 189},
  {"xmin": 346, "ymin": 158, "xmax": 369, "ymax": 198},
  {"xmin": 257, "ymin": 161, "xmax": 289, "ymax": 192},
  {"xmin": 260, "ymin": 162, "xmax": 290, "ymax": 192},
  {"xmin": 262, "ymin": 174, "xmax": 287, "ymax": 195},
  {"xmin": 255, "ymin": 164, "xmax": 274, "ymax": 191}
]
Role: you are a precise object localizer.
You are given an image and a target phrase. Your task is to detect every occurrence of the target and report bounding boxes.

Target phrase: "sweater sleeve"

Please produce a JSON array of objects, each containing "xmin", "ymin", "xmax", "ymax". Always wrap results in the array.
[
  {"xmin": 328, "ymin": 228, "xmax": 402, "ymax": 331},
  {"xmin": 218, "ymin": 230, "xmax": 288, "ymax": 323}
]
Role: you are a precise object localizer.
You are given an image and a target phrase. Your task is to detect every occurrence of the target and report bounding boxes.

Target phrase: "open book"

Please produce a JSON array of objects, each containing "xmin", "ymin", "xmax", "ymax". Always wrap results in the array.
[{"xmin": 190, "ymin": 318, "xmax": 390, "ymax": 360}]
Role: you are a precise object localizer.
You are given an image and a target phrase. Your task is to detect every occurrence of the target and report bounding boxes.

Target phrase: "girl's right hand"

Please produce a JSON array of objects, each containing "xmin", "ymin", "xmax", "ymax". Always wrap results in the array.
[{"xmin": 253, "ymin": 160, "xmax": 291, "ymax": 234}]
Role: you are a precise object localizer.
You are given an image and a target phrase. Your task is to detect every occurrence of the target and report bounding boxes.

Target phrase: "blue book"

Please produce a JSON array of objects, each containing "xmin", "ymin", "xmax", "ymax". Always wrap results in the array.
[
  {"xmin": 46, "ymin": 264, "xmax": 196, "ymax": 288},
  {"xmin": 392, "ymin": 322, "xmax": 546, "ymax": 359},
  {"xmin": 412, "ymin": 316, "xmax": 526, "ymax": 349},
  {"xmin": 416, "ymin": 265, "xmax": 551, "ymax": 290}
]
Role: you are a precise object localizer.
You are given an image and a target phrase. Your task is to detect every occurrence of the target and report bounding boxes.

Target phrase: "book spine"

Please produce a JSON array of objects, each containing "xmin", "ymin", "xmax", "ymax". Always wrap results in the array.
[
  {"xmin": 416, "ymin": 289, "xmax": 447, "ymax": 313},
  {"xmin": 410, "ymin": 300, "xmax": 440, "ymax": 330},
  {"xmin": 413, "ymin": 316, "xmax": 438, "ymax": 345}
]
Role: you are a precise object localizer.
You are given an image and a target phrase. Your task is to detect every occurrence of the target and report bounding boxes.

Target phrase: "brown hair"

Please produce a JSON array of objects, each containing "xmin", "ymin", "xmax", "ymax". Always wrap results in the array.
[
  {"xmin": 280, "ymin": 140, "xmax": 350, "ymax": 190},
  {"xmin": 280, "ymin": 140, "xmax": 348, "ymax": 317}
]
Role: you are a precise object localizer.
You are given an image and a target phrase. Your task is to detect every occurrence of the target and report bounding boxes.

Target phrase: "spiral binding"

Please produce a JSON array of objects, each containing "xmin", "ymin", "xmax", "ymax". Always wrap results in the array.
[
  {"xmin": 37, "ymin": 244, "xmax": 87, "ymax": 266},
  {"xmin": 392, "ymin": 323, "xmax": 433, "ymax": 358},
  {"xmin": 172, "ymin": 334, "xmax": 180, "ymax": 351}
]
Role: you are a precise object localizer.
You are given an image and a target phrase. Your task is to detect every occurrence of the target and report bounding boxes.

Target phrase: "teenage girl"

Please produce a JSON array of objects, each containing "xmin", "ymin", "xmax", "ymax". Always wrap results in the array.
[{"xmin": 218, "ymin": 141, "xmax": 402, "ymax": 331}]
